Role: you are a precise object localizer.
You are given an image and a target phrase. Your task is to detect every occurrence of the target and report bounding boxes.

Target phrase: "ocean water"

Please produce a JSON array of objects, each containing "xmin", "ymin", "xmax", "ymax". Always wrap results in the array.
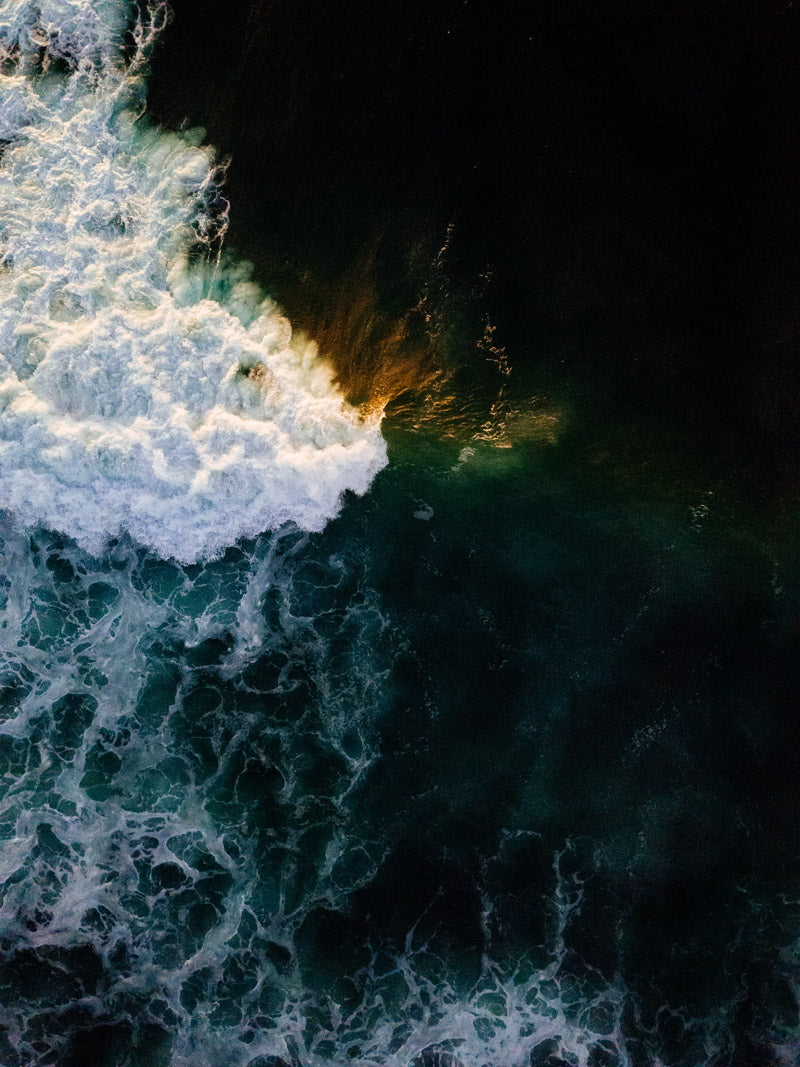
[{"xmin": 1, "ymin": 1, "xmax": 799, "ymax": 1065}]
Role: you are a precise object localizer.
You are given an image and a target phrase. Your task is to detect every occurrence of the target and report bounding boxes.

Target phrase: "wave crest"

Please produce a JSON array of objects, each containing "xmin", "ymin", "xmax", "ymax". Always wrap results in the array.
[{"xmin": 0, "ymin": 0, "xmax": 386, "ymax": 562}]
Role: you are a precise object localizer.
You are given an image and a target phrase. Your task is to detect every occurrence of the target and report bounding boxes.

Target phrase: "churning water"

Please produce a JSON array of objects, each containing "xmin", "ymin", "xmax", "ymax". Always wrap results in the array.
[{"xmin": 0, "ymin": 3, "xmax": 798, "ymax": 1065}]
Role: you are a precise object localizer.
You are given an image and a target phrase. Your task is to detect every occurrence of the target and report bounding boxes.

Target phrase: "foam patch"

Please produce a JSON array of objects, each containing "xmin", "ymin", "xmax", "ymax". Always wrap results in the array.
[{"xmin": 0, "ymin": 1, "xmax": 387, "ymax": 562}]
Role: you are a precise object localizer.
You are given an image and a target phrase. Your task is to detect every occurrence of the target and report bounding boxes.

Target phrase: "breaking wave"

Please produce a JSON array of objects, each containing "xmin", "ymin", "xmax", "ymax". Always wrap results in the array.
[{"xmin": 0, "ymin": 0, "xmax": 386, "ymax": 563}]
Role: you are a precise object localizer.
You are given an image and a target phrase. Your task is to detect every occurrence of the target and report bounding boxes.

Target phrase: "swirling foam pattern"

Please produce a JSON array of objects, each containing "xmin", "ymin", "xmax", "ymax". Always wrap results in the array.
[{"xmin": 0, "ymin": 0, "xmax": 386, "ymax": 563}]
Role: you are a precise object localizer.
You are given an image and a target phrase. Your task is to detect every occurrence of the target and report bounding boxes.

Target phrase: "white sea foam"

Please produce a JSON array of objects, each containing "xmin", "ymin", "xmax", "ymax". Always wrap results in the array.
[
  {"xmin": 0, "ymin": 0, "xmax": 127, "ymax": 67},
  {"xmin": 0, "ymin": 513, "xmax": 633, "ymax": 1067},
  {"xmin": 0, "ymin": 0, "xmax": 386, "ymax": 563}
]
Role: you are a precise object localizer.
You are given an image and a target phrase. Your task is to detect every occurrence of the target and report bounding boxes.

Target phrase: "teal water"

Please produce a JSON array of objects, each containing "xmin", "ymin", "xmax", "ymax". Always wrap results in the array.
[
  {"xmin": 1, "ymin": 403, "xmax": 798, "ymax": 1064},
  {"xmin": 1, "ymin": 2, "xmax": 799, "ymax": 1065}
]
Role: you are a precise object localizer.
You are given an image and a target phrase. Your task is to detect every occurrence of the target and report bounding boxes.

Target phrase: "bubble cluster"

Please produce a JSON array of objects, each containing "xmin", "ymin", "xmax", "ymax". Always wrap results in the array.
[{"xmin": 0, "ymin": 0, "xmax": 386, "ymax": 563}]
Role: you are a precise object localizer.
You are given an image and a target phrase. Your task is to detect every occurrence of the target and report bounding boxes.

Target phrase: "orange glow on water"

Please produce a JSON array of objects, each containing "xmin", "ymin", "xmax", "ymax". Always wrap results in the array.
[{"xmin": 283, "ymin": 251, "xmax": 444, "ymax": 413}]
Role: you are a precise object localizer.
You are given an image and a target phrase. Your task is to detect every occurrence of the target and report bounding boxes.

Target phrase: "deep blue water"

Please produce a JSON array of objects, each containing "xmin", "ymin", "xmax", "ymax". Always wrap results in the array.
[{"xmin": 1, "ymin": 1, "xmax": 799, "ymax": 1065}]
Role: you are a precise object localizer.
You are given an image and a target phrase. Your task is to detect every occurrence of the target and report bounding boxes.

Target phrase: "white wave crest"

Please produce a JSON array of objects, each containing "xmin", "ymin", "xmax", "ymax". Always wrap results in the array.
[{"xmin": 0, "ymin": 1, "xmax": 387, "ymax": 562}]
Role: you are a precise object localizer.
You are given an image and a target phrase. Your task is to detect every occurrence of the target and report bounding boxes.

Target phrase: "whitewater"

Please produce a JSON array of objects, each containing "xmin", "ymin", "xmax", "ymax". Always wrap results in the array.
[{"xmin": 0, "ymin": 0, "xmax": 386, "ymax": 563}]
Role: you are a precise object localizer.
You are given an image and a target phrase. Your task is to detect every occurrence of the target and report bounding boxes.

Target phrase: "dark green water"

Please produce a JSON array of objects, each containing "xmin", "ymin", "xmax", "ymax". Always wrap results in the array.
[
  {"xmin": 1, "ymin": 401, "xmax": 797, "ymax": 1065},
  {"xmin": 1, "ymin": 1, "xmax": 799, "ymax": 1065}
]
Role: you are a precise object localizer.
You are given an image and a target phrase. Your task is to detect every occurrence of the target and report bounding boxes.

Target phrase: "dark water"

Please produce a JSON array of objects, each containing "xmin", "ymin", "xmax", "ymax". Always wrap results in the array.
[{"xmin": 1, "ymin": 1, "xmax": 799, "ymax": 1064}]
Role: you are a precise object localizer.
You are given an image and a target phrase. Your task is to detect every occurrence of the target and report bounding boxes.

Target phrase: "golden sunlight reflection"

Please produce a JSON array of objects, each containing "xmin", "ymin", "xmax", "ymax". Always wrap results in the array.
[
  {"xmin": 290, "ymin": 252, "xmax": 443, "ymax": 413},
  {"xmin": 282, "ymin": 247, "xmax": 565, "ymax": 448}
]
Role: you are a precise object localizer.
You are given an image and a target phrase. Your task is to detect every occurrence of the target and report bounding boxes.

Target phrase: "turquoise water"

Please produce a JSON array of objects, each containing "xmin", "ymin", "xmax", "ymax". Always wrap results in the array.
[
  {"xmin": 2, "ymin": 413, "xmax": 797, "ymax": 1065},
  {"xmin": 1, "ymin": 2, "xmax": 799, "ymax": 1065}
]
